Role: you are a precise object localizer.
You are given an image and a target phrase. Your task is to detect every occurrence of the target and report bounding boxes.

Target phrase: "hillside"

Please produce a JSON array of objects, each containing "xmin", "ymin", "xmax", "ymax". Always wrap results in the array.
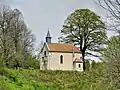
[{"xmin": 0, "ymin": 67, "xmax": 114, "ymax": 90}]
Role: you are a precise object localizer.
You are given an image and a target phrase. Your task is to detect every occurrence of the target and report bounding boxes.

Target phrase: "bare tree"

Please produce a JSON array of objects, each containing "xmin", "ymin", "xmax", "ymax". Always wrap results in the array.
[
  {"xmin": 0, "ymin": 4, "xmax": 36, "ymax": 68},
  {"xmin": 96, "ymin": 0, "xmax": 120, "ymax": 34},
  {"xmin": 0, "ymin": 4, "xmax": 14, "ymax": 67},
  {"xmin": 9, "ymin": 10, "xmax": 36, "ymax": 68},
  {"xmin": 21, "ymin": 27, "xmax": 36, "ymax": 68}
]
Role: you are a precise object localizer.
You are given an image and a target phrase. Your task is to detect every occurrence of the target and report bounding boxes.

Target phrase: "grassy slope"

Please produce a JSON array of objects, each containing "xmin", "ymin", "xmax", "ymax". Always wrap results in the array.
[{"xmin": 0, "ymin": 67, "xmax": 114, "ymax": 90}]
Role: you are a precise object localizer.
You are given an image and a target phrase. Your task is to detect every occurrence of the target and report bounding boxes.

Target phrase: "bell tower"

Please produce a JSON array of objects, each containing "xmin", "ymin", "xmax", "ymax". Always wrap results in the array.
[{"xmin": 46, "ymin": 30, "xmax": 52, "ymax": 44}]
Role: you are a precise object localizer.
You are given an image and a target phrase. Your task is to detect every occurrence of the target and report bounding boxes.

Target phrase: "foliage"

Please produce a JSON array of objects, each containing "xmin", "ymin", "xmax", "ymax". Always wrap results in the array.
[
  {"xmin": 0, "ymin": 4, "xmax": 36, "ymax": 69},
  {"xmin": 102, "ymin": 35, "xmax": 120, "ymax": 89},
  {"xmin": 59, "ymin": 9, "xmax": 107, "ymax": 71},
  {"xmin": 85, "ymin": 60, "xmax": 105, "ymax": 72},
  {"xmin": 24, "ymin": 55, "xmax": 40, "ymax": 69},
  {"xmin": 0, "ymin": 67, "xmax": 117, "ymax": 90},
  {"xmin": 96, "ymin": 1, "xmax": 120, "ymax": 88},
  {"xmin": 85, "ymin": 60, "xmax": 90, "ymax": 71}
]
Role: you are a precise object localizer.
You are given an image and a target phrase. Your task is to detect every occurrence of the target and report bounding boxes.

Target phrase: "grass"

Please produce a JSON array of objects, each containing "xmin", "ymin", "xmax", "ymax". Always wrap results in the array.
[{"xmin": 0, "ymin": 67, "xmax": 116, "ymax": 90}]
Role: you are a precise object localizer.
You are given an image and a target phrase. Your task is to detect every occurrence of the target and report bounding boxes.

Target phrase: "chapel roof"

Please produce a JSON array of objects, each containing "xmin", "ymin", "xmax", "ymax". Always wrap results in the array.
[{"xmin": 47, "ymin": 43, "xmax": 81, "ymax": 53}]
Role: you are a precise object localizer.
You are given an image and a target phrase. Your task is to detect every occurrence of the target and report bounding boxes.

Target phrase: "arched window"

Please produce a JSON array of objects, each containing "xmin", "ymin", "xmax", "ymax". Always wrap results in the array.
[
  {"xmin": 60, "ymin": 55, "xmax": 63, "ymax": 64},
  {"xmin": 44, "ymin": 51, "xmax": 47, "ymax": 57},
  {"xmin": 78, "ymin": 64, "xmax": 81, "ymax": 68}
]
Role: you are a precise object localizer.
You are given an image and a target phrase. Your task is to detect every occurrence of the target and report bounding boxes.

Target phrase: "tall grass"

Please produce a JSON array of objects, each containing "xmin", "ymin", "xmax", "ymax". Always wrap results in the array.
[{"xmin": 0, "ymin": 67, "xmax": 116, "ymax": 90}]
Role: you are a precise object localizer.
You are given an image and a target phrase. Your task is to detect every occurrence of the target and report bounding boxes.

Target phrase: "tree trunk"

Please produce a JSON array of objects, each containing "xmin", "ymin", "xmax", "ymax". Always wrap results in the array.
[{"xmin": 82, "ymin": 51, "xmax": 85, "ymax": 71}]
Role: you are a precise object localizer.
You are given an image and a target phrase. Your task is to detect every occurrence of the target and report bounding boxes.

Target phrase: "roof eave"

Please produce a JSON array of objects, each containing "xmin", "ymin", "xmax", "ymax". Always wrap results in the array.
[{"xmin": 49, "ymin": 51, "xmax": 81, "ymax": 53}]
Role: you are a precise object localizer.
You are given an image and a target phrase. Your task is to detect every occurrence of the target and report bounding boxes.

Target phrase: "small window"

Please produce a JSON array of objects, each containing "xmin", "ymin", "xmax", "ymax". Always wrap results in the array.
[
  {"xmin": 44, "ymin": 51, "xmax": 47, "ymax": 57},
  {"xmin": 60, "ymin": 55, "xmax": 63, "ymax": 64},
  {"xmin": 78, "ymin": 64, "xmax": 81, "ymax": 68},
  {"xmin": 42, "ymin": 57, "xmax": 44, "ymax": 59}
]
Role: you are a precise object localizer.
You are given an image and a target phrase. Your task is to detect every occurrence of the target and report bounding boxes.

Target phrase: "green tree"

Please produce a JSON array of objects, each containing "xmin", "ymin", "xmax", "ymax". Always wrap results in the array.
[
  {"xmin": 59, "ymin": 9, "xmax": 107, "ymax": 71},
  {"xmin": 0, "ymin": 4, "xmax": 35, "ymax": 69},
  {"xmin": 103, "ymin": 35, "xmax": 120, "ymax": 89},
  {"xmin": 25, "ymin": 55, "xmax": 40, "ymax": 69}
]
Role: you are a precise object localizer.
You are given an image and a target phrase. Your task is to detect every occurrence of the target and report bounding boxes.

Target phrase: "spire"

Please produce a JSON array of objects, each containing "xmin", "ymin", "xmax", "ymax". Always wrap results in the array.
[
  {"xmin": 46, "ymin": 30, "xmax": 52, "ymax": 44},
  {"xmin": 46, "ymin": 30, "xmax": 51, "ymax": 37}
]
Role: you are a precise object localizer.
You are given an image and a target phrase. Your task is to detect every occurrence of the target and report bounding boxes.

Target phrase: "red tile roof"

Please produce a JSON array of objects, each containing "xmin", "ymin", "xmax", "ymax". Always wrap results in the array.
[{"xmin": 47, "ymin": 43, "xmax": 81, "ymax": 53}]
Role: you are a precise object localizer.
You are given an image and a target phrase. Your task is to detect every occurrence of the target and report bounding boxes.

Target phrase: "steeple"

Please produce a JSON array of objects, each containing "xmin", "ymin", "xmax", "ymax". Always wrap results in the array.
[{"xmin": 46, "ymin": 30, "xmax": 52, "ymax": 44}]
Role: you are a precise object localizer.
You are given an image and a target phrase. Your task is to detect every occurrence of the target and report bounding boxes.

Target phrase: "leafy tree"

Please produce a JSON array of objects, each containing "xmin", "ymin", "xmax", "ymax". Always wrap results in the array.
[
  {"xmin": 25, "ymin": 55, "xmax": 40, "ymax": 69},
  {"xmin": 0, "ymin": 4, "xmax": 36, "ymax": 68},
  {"xmin": 59, "ymin": 9, "xmax": 107, "ymax": 71},
  {"xmin": 103, "ymin": 35, "xmax": 120, "ymax": 89}
]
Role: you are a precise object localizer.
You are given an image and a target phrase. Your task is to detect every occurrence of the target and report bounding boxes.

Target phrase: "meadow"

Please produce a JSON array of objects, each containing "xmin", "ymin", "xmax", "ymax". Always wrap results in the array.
[{"xmin": 0, "ymin": 65, "xmax": 115, "ymax": 90}]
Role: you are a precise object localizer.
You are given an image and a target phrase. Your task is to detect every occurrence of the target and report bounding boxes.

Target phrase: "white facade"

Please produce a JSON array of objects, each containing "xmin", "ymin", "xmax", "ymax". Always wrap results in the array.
[
  {"xmin": 40, "ymin": 43, "xmax": 83, "ymax": 71},
  {"xmin": 73, "ymin": 62, "xmax": 83, "ymax": 71}
]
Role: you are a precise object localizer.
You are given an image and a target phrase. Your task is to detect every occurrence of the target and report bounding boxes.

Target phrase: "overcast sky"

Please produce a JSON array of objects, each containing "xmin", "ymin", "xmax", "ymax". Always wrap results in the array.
[{"xmin": 0, "ymin": 0, "xmax": 108, "ymax": 46}]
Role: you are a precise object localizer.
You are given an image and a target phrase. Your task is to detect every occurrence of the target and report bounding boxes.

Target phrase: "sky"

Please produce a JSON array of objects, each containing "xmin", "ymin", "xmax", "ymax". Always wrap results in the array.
[{"xmin": 0, "ymin": 0, "xmax": 109, "ymax": 46}]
